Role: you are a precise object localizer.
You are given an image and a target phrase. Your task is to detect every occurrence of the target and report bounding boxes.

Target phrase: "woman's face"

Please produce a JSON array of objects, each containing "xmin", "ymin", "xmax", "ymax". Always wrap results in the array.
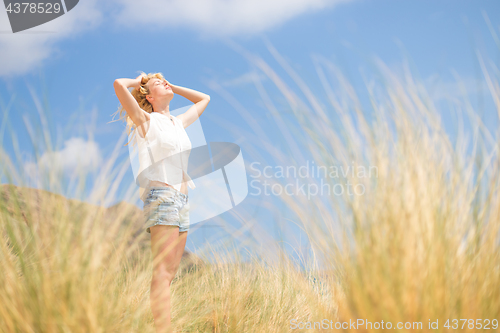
[{"xmin": 146, "ymin": 77, "xmax": 173, "ymax": 103}]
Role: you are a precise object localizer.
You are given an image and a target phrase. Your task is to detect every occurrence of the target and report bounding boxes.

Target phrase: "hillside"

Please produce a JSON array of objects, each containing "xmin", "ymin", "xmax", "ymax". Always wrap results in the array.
[{"xmin": 0, "ymin": 183, "xmax": 204, "ymax": 273}]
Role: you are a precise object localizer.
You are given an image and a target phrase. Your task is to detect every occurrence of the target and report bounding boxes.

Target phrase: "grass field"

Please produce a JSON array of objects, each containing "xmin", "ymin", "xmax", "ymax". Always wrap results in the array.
[{"xmin": 1, "ymin": 48, "xmax": 499, "ymax": 332}]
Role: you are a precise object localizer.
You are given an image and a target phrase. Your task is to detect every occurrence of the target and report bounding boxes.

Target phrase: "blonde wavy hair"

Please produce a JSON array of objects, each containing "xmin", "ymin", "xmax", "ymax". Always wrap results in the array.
[{"xmin": 110, "ymin": 71, "xmax": 166, "ymax": 146}]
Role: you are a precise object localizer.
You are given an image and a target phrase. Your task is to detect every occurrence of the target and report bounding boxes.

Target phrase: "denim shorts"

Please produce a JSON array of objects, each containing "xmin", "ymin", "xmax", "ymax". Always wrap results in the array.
[{"xmin": 143, "ymin": 186, "xmax": 190, "ymax": 233}]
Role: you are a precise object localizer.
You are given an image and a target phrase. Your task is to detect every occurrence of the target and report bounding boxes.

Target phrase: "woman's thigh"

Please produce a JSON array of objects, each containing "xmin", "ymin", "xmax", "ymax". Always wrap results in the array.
[{"xmin": 150, "ymin": 225, "xmax": 181, "ymax": 272}]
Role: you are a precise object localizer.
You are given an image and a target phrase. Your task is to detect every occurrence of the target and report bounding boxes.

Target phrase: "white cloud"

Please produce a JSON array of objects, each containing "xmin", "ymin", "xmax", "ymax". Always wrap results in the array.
[
  {"xmin": 0, "ymin": 0, "xmax": 353, "ymax": 77},
  {"xmin": 0, "ymin": 0, "xmax": 102, "ymax": 77},
  {"xmin": 109, "ymin": 0, "xmax": 352, "ymax": 38},
  {"xmin": 24, "ymin": 137, "xmax": 102, "ymax": 186}
]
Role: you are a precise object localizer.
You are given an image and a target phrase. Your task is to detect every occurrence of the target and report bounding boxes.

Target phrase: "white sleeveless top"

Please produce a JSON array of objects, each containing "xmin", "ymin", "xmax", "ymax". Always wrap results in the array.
[{"xmin": 130, "ymin": 111, "xmax": 196, "ymax": 202}]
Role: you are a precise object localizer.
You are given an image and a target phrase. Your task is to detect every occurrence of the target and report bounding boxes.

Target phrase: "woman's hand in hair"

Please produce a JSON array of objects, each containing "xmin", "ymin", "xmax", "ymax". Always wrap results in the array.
[{"xmin": 134, "ymin": 74, "xmax": 146, "ymax": 92}]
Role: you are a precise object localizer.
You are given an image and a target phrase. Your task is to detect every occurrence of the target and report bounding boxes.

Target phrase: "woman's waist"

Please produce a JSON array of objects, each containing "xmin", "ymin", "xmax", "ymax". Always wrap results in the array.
[
  {"xmin": 148, "ymin": 180, "xmax": 176, "ymax": 189},
  {"xmin": 142, "ymin": 181, "xmax": 189, "ymax": 201},
  {"xmin": 146, "ymin": 171, "xmax": 194, "ymax": 188}
]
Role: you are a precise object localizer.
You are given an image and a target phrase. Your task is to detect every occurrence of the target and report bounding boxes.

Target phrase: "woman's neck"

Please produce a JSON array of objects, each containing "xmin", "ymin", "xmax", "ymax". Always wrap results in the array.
[{"xmin": 152, "ymin": 103, "xmax": 170, "ymax": 116}]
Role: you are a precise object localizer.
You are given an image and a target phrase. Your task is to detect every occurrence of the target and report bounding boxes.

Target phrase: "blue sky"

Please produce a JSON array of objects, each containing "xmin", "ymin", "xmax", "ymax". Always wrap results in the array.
[{"xmin": 1, "ymin": 0, "xmax": 499, "ymax": 264}]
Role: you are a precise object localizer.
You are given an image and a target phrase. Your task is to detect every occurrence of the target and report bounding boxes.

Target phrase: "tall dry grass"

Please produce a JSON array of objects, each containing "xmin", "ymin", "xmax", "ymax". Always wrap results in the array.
[
  {"xmin": 1, "ymin": 38, "xmax": 500, "ymax": 333},
  {"xmin": 206, "ymin": 35, "xmax": 500, "ymax": 331}
]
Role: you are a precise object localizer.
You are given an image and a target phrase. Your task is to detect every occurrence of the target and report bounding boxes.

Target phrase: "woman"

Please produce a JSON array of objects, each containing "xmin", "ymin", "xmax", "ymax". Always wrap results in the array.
[{"xmin": 113, "ymin": 72, "xmax": 210, "ymax": 332}]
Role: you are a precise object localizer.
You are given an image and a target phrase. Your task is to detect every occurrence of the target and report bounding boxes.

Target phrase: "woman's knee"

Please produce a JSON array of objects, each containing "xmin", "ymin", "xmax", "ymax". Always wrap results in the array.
[{"xmin": 152, "ymin": 264, "xmax": 176, "ymax": 283}]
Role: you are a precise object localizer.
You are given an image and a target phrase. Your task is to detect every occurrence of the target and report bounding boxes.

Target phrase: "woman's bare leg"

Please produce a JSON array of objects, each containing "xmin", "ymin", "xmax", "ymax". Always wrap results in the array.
[
  {"xmin": 150, "ymin": 225, "xmax": 182, "ymax": 333},
  {"xmin": 172, "ymin": 231, "xmax": 188, "ymax": 275}
]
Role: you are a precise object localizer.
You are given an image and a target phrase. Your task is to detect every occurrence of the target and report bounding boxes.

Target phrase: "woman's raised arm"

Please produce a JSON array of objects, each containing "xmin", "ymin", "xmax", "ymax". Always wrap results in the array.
[
  {"xmin": 113, "ymin": 75, "xmax": 148, "ymax": 126},
  {"xmin": 174, "ymin": 84, "xmax": 210, "ymax": 129}
]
